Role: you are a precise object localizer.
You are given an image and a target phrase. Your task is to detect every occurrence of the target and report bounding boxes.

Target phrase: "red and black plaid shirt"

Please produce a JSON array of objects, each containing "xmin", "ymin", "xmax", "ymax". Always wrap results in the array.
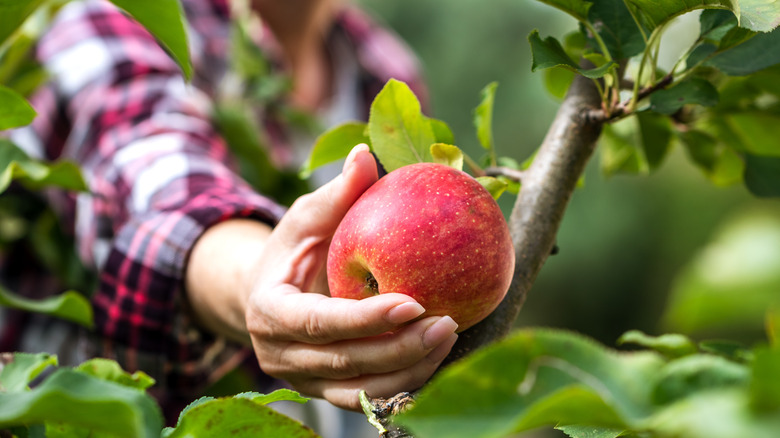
[{"xmin": 2, "ymin": 0, "xmax": 426, "ymax": 416}]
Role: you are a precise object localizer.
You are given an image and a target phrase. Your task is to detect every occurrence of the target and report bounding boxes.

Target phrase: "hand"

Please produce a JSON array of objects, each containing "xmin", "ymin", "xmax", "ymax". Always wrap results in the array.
[{"xmin": 245, "ymin": 144, "xmax": 458, "ymax": 410}]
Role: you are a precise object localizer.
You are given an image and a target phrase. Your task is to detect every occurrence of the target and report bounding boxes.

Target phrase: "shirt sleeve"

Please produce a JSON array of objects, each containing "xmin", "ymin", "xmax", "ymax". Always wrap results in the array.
[{"xmin": 17, "ymin": 0, "xmax": 285, "ymax": 403}]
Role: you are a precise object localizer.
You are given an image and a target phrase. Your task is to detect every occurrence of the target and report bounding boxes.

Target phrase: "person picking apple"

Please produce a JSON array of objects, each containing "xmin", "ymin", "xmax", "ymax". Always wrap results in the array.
[{"xmin": 186, "ymin": 144, "xmax": 459, "ymax": 411}]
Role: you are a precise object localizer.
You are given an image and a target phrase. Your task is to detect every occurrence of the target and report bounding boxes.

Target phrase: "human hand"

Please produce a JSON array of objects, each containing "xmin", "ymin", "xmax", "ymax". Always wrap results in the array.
[{"xmin": 245, "ymin": 144, "xmax": 458, "ymax": 411}]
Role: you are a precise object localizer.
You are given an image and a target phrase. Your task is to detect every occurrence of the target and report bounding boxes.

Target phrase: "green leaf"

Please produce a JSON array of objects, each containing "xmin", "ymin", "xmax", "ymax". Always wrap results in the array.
[
  {"xmin": 678, "ymin": 129, "xmax": 744, "ymax": 186},
  {"xmin": 0, "ymin": 353, "xmax": 58, "ymax": 392},
  {"xmin": 300, "ymin": 122, "xmax": 370, "ymax": 178},
  {"xmin": 163, "ymin": 396, "xmax": 319, "ymax": 438},
  {"xmin": 430, "ymin": 143, "xmax": 464, "ymax": 170},
  {"xmin": 739, "ymin": 0, "xmax": 780, "ymax": 33},
  {"xmin": 651, "ymin": 355, "xmax": 750, "ymax": 405},
  {"xmin": 76, "ymin": 358, "xmax": 155, "ymax": 391},
  {"xmin": 642, "ymin": 389, "xmax": 780, "ymax": 438},
  {"xmin": 687, "ymin": 43, "xmax": 719, "ymax": 69},
  {"xmin": 394, "ymin": 329, "xmax": 665, "ymax": 438},
  {"xmin": 600, "ymin": 120, "xmax": 646, "ymax": 176},
  {"xmin": 212, "ymin": 105, "xmax": 310, "ymax": 206},
  {"xmin": 0, "ymin": 285, "xmax": 93, "ymax": 328},
  {"xmin": 0, "ymin": 369, "xmax": 163, "ymax": 438},
  {"xmin": 474, "ymin": 82, "xmax": 498, "ymax": 152},
  {"xmin": 635, "ymin": 112, "xmax": 674, "ymax": 171},
  {"xmin": 624, "ymin": 0, "xmax": 738, "ymax": 32},
  {"xmin": 706, "ymin": 27, "xmax": 780, "ymax": 75},
  {"xmin": 0, "ymin": 139, "xmax": 88, "ymax": 194},
  {"xmin": 586, "ymin": 0, "xmax": 646, "ymax": 59},
  {"xmin": 426, "ymin": 117, "xmax": 455, "ymax": 145},
  {"xmin": 533, "ymin": 0, "xmax": 593, "ymax": 22},
  {"xmin": 744, "ymin": 154, "xmax": 780, "ymax": 197},
  {"xmin": 212, "ymin": 105, "xmax": 276, "ymax": 191},
  {"xmin": 107, "ymin": 0, "xmax": 192, "ymax": 79},
  {"xmin": 475, "ymin": 176, "xmax": 507, "ymax": 201},
  {"xmin": 599, "ymin": 113, "xmax": 672, "ymax": 176},
  {"xmin": 719, "ymin": 26, "xmax": 759, "ymax": 51},
  {"xmin": 555, "ymin": 424, "xmax": 625, "ymax": 438},
  {"xmin": 544, "ymin": 67, "xmax": 576, "ymax": 100},
  {"xmin": 234, "ymin": 389, "xmax": 310, "ymax": 405},
  {"xmin": 0, "ymin": 85, "xmax": 36, "ymax": 130},
  {"xmin": 529, "ymin": 31, "xmax": 617, "ymax": 79},
  {"xmin": 724, "ymin": 113, "xmax": 780, "ymax": 156},
  {"xmin": 699, "ymin": 340, "xmax": 754, "ymax": 362},
  {"xmin": 768, "ymin": 308, "xmax": 780, "ymax": 347},
  {"xmin": 750, "ymin": 347, "xmax": 780, "ymax": 412},
  {"xmin": 647, "ymin": 388, "xmax": 780, "ymax": 438},
  {"xmin": 661, "ymin": 211, "xmax": 780, "ymax": 335},
  {"xmin": 649, "ymin": 78, "xmax": 720, "ymax": 114},
  {"xmin": 618, "ymin": 330, "xmax": 698, "ymax": 359},
  {"xmin": 0, "ymin": 0, "xmax": 45, "ymax": 45},
  {"xmin": 368, "ymin": 79, "xmax": 435, "ymax": 172},
  {"xmin": 701, "ymin": 9, "xmax": 737, "ymax": 36}
]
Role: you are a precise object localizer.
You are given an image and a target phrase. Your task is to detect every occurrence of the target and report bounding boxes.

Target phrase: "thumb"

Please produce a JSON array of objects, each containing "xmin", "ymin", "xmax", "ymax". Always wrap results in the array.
[{"xmin": 279, "ymin": 144, "xmax": 378, "ymax": 240}]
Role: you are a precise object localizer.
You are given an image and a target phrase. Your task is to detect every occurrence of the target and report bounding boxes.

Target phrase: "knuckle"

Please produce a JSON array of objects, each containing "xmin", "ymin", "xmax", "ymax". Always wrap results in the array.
[
  {"xmin": 256, "ymin": 346, "xmax": 290, "ymax": 379},
  {"xmin": 302, "ymin": 313, "xmax": 331, "ymax": 343},
  {"xmin": 289, "ymin": 192, "xmax": 315, "ymax": 211},
  {"xmin": 329, "ymin": 352, "xmax": 360, "ymax": 379}
]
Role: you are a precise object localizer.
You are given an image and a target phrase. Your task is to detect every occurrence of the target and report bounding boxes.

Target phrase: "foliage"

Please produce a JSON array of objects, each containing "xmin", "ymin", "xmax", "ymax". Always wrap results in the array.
[
  {"xmin": 161, "ymin": 390, "xmax": 317, "ymax": 438},
  {"xmin": 0, "ymin": 352, "xmax": 319, "ymax": 437},
  {"xmin": 661, "ymin": 209, "xmax": 780, "ymax": 339},
  {"xmin": 3, "ymin": 0, "xmax": 780, "ymax": 436},
  {"xmin": 0, "ymin": 353, "xmax": 163, "ymax": 437},
  {"xmin": 304, "ymin": 79, "xmax": 510, "ymax": 199},
  {"xmin": 0, "ymin": 2, "xmax": 319, "ymax": 438},
  {"xmin": 394, "ymin": 325, "xmax": 780, "ymax": 438},
  {"xmin": 0, "ymin": 0, "xmax": 191, "ymax": 333},
  {"xmin": 525, "ymin": 1, "xmax": 780, "ymax": 197},
  {"xmin": 212, "ymin": 1, "xmax": 315, "ymax": 206}
]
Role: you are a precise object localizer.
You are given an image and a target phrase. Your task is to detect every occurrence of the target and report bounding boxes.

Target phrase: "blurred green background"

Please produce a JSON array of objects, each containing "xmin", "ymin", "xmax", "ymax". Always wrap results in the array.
[{"xmin": 357, "ymin": 0, "xmax": 780, "ymax": 347}]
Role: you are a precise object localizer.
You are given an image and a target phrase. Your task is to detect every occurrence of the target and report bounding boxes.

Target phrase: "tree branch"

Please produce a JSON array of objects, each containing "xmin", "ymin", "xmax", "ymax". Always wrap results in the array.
[
  {"xmin": 484, "ymin": 166, "xmax": 525, "ymax": 182},
  {"xmin": 446, "ymin": 72, "xmax": 604, "ymax": 362},
  {"xmin": 367, "ymin": 73, "xmax": 604, "ymax": 434}
]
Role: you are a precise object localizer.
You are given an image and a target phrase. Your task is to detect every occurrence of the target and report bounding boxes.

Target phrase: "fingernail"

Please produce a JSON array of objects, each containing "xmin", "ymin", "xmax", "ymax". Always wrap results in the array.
[
  {"xmin": 426, "ymin": 333, "xmax": 458, "ymax": 363},
  {"xmin": 386, "ymin": 302, "xmax": 425, "ymax": 325},
  {"xmin": 422, "ymin": 316, "xmax": 458, "ymax": 350},
  {"xmin": 343, "ymin": 143, "xmax": 369, "ymax": 174}
]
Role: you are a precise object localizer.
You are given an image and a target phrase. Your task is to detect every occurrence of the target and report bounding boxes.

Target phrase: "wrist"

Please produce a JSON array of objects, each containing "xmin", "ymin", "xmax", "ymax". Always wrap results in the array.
[{"xmin": 185, "ymin": 218, "xmax": 273, "ymax": 344}]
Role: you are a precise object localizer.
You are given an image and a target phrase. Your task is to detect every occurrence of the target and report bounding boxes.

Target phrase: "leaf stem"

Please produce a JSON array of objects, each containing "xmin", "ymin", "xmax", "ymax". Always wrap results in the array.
[
  {"xmin": 463, "ymin": 153, "xmax": 486, "ymax": 177},
  {"xmin": 484, "ymin": 166, "xmax": 525, "ymax": 183},
  {"xmin": 582, "ymin": 21, "xmax": 621, "ymax": 114},
  {"xmin": 360, "ymin": 390, "xmax": 388, "ymax": 436},
  {"xmin": 628, "ymin": 26, "xmax": 665, "ymax": 114}
]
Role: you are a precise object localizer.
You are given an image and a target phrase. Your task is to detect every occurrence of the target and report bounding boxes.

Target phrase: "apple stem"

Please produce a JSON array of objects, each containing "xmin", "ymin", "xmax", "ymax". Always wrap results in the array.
[{"xmin": 365, "ymin": 272, "xmax": 379, "ymax": 295}]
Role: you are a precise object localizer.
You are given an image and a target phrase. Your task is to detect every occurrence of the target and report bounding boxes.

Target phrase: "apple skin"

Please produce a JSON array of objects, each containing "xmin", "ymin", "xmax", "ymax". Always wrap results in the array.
[{"xmin": 327, "ymin": 162, "xmax": 515, "ymax": 332}]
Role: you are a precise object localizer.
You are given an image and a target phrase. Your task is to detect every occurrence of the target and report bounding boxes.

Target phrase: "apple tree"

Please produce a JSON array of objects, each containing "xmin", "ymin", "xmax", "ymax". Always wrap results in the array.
[
  {"xmin": 304, "ymin": 1, "xmax": 780, "ymax": 437},
  {"xmin": 2, "ymin": 0, "xmax": 780, "ymax": 437}
]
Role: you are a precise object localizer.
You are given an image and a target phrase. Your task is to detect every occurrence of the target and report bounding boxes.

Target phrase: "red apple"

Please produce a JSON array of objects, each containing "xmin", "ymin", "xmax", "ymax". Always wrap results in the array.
[{"xmin": 327, "ymin": 162, "xmax": 515, "ymax": 332}]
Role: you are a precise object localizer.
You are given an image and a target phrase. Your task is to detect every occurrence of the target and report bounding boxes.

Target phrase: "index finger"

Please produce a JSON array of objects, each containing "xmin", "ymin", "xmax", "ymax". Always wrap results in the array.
[{"xmin": 247, "ymin": 285, "xmax": 426, "ymax": 343}]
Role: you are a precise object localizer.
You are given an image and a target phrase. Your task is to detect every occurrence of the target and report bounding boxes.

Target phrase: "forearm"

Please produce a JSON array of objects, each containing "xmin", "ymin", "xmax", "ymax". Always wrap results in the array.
[{"xmin": 185, "ymin": 218, "xmax": 273, "ymax": 345}]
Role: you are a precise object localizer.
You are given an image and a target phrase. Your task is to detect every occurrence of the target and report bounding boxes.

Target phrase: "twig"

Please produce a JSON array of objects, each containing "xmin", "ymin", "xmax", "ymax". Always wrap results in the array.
[
  {"xmin": 483, "ymin": 166, "xmax": 525, "ymax": 183},
  {"xmin": 587, "ymin": 72, "xmax": 674, "ymax": 122}
]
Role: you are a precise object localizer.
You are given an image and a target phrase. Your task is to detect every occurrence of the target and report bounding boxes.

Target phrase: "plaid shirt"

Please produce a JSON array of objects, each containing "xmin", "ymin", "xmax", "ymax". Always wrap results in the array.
[{"xmin": 3, "ymin": 0, "xmax": 426, "ymax": 418}]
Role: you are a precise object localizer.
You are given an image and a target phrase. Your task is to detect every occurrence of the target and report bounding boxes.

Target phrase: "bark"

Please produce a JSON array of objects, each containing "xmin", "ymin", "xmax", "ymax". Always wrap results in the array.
[
  {"xmin": 446, "ymin": 72, "xmax": 604, "ymax": 363},
  {"xmin": 368, "ymin": 73, "xmax": 605, "ymax": 435}
]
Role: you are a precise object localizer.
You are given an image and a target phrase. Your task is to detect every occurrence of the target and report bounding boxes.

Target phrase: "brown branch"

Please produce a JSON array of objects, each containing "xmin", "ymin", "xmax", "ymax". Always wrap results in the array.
[
  {"xmin": 446, "ymin": 72, "xmax": 604, "ymax": 361},
  {"xmin": 588, "ymin": 72, "xmax": 674, "ymax": 122},
  {"xmin": 367, "ymin": 73, "xmax": 604, "ymax": 435},
  {"xmin": 483, "ymin": 166, "xmax": 525, "ymax": 182}
]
